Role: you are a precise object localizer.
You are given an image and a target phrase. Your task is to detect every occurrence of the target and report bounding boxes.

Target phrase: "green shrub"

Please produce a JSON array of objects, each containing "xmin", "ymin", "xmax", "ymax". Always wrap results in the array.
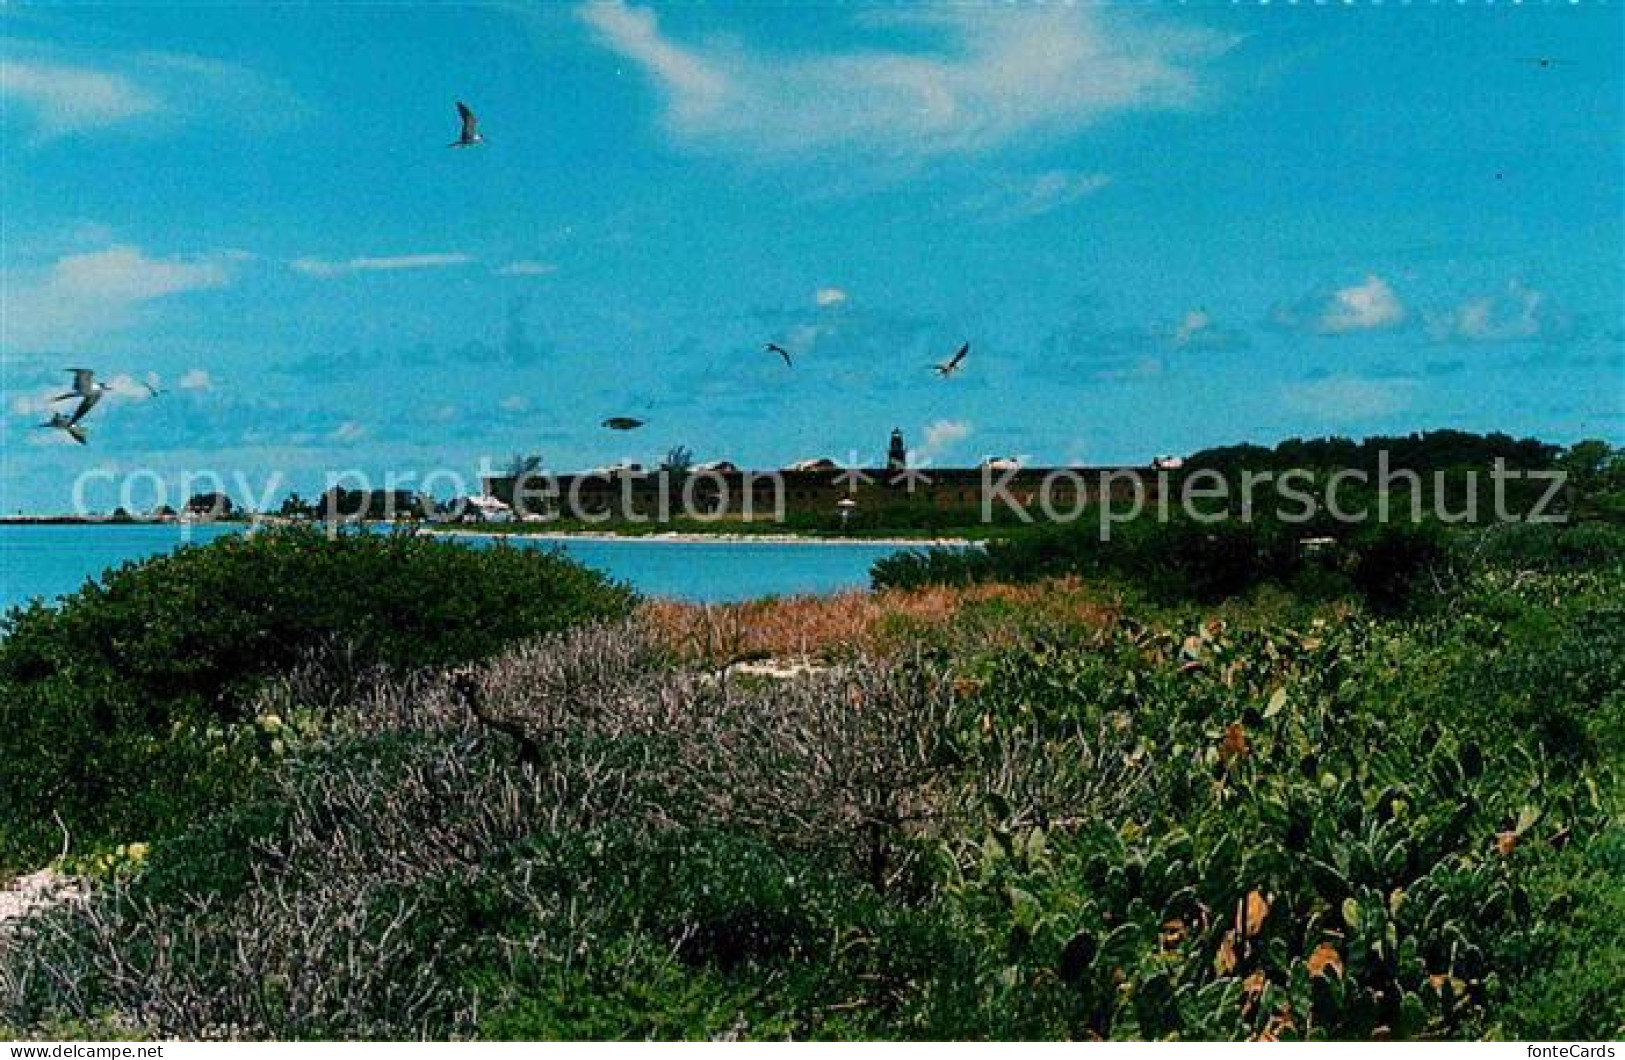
[
  {"xmin": 1469, "ymin": 522, "xmax": 1625, "ymax": 572},
  {"xmin": 1346, "ymin": 521, "xmax": 1458, "ymax": 614},
  {"xmin": 0, "ymin": 527, "xmax": 634, "ymax": 871},
  {"xmin": 3, "ymin": 563, "xmax": 1618, "ymax": 1040},
  {"xmin": 875, "ymin": 516, "xmax": 1299, "ymax": 599}
]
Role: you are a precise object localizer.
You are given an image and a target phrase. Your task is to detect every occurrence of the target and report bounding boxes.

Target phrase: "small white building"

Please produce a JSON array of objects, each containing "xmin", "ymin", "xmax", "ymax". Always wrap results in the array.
[
  {"xmin": 981, "ymin": 456, "xmax": 1023, "ymax": 471},
  {"xmin": 784, "ymin": 457, "xmax": 839, "ymax": 472},
  {"xmin": 461, "ymin": 495, "xmax": 513, "ymax": 523},
  {"xmin": 587, "ymin": 461, "xmax": 644, "ymax": 476}
]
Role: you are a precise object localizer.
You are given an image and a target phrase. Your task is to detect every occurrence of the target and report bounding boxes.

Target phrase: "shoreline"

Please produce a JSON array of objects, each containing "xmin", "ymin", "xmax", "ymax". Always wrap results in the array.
[
  {"xmin": 431, "ymin": 528, "xmax": 973, "ymax": 548},
  {"xmin": 0, "ymin": 520, "xmax": 974, "ymax": 548}
]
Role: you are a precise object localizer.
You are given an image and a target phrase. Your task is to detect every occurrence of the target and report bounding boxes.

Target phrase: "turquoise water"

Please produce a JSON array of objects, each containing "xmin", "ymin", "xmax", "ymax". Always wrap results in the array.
[{"xmin": 0, "ymin": 524, "xmax": 925, "ymax": 610}]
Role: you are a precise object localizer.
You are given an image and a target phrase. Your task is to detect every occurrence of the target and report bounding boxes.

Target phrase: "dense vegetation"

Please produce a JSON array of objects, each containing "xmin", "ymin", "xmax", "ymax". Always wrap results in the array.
[
  {"xmin": 0, "ymin": 527, "xmax": 634, "ymax": 872},
  {"xmin": 2, "ymin": 433, "xmax": 1621, "ymax": 1039},
  {"xmin": 464, "ymin": 432, "xmax": 1624, "ymax": 536},
  {"xmin": 874, "ymin": 516, "xmax": 1625, "ymax": 612},
  {"xmin": 1, "ymin": 515, "xmax": 1620, "ymax": 1039}
]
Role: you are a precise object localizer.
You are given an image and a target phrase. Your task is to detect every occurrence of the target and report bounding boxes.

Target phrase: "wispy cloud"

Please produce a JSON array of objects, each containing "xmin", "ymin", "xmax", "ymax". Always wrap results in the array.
[
  {"xmin": 3, "ymin": 243, "xmax": 239, "ymax": 348},
  {"xmin": 0, "ymin": 58, "xmax": 159, "ymax": 136},
  {"xmin": 290, "ymin": 253, "xmax": 474, "ymax": 278},
  {"xmin": 966, "ymin": 170, "xmax": 1112, "ymax": 221},
  {"xmin": 496, "ymin": 260, "xmax": 558, "ymax": 277},
  {"xmin": 178, "ymin": 368, "xmax": 213, "ymax": 391},
  {"xmin": 1273, "ymin": 274, "xmax": 1407, "ymax": 335},
  {"xmin": 1160, "ymin": 308, "xmax": 1249, "ymax": 351},
  {"xmin": 814, "ymin": 287, "xmax": 848, "ymax": 308},
  {"xmin": 576, "ymin": 2, "xmax": 1232, "ymax": 160},
  {"xmin": 1, "ymin": 42, "xmax": 305, "ymax": 140},
  {"xmin": 1281, "ymin": 375, "xmax": 1414, "ymax": 421},
  {"xmin": 919, "ymin": 418, "xmax": 972, "ymax": 460},
  {"xmin": 328, "ymin": 420, "xmax": 367, "ymax": 443},
  {"xmin": 1428, "ymin": 281, "xmax": 1565, "ymax": 344}
]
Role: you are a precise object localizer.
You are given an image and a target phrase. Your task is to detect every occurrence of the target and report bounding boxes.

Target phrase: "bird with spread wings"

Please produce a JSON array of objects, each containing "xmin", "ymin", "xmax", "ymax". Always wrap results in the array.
[
  {"xmin": 931, "ymin": 342, "xmax": 970, "ymax": 378},
  {"xmin": 449, "ymin": 101, "xmax": 484, "ymax": 147},
  {"xmin": 53, "ymin": 369, "xmax": 112, "ymax": 427}
]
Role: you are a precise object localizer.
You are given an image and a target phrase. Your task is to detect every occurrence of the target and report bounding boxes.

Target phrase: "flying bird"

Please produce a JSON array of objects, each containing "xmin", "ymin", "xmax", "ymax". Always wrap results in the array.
[
  {"xmin": 764, "ymin": 342, "xmax": 792, "ymax": 367},
  {"xmin": 1520, "ymin": 56, "xmax": 1573, "ymax": 69},
  {"xmin": 449, "ymin": 101, "xmax": 484, "ymax": 147},
  {"xmin": 602, "ymin": 417, "xmax": 646, "ymax": 431},
  {"xmin": 931, "ymin": 342, "xmax": 970, "ymax": 378},
  {"xmin": 53, "ymin": 369, "xmax": 111, "ymax": 426},
  {"xmin": 141, "ymin": 377, "xmax": 164, "ymax": 397},
  {"xmin": 37, "ymin": 413, "xmax": 88, "ymax": 446}
]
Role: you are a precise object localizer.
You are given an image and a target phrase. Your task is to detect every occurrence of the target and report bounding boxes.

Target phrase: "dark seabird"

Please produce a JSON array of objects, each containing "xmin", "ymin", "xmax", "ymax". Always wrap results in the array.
[
  {"xmin": 38, "ymin": 412, "xmax": 88, "ymax": 445},
  {"xmin": 602, "ymin": 417, "xmax": 646, "ymax": 431},
  {"xmin": 450, "ymin": 101, "xmax": 484, "ymax": 147},
  {"xmin": 931, "ymin": 342, "xmax": 969, "ymax": 378},
  {"xmin": 764, "ymin": 342, "xmax": 792, "ymax": 366},
  {"xmin": 53, "ymin": 368, "xmax": 111, "ymax": 426}
]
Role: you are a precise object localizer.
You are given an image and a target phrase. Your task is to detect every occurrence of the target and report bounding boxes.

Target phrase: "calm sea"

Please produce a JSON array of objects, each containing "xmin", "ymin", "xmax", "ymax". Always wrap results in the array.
[{"xmin": 0, "ymin": 524, "xmax": 926, "ymax": 612}]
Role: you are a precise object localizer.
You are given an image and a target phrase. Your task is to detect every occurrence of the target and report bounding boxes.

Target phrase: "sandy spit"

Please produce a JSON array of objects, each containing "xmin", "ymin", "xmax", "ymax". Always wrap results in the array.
[{"xmin": 431, "ymin": 529, "xmax": 972, "ymax": 547}]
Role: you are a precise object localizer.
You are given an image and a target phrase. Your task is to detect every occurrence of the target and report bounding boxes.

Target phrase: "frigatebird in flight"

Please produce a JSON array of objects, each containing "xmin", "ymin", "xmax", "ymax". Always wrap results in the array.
[
  {"xmin": 764, "ymin": 342, "xmax": 792, "ymax": 367},
  {"xmin": 53, "ymin": 369, "xmax": 111, "ymax": 427},
  {"xmin": 449, "ymin": 101, "xmax": 484, "ymax": 147},
  {"xmin": 602, "ymin": 417, "xmax": 646, "ymax": 431},
  {"xmin": 932, "ymin": 342, "xmax": 969, "ymax": 378},
  {"xmin": 38, "ymin": 412, "xmax": 88, "ymax": 445}
]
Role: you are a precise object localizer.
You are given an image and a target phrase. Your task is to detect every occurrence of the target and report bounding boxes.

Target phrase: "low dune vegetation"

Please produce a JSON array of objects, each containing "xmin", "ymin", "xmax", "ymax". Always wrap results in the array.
[
  {"xmin": 0, "ymin": 527, "xmax": 635, "ymax": 874},
  {"xmin": 642, "ymin": 578, "xmax": 1118, "ymax": 665},
  {"xmin": 1, "ymin": 519, "xmax": 1621, "ymax": 1040}
]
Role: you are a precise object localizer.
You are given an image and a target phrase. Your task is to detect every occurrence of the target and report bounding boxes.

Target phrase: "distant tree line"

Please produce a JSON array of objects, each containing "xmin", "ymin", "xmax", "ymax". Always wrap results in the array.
[{"xmin": 1185, "ymin": 429, "xmax": 1565, "ymax": 477}]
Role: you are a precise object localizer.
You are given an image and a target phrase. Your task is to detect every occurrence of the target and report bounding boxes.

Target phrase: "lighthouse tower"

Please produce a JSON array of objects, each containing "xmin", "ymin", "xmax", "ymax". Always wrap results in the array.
[{"xmin": 887, "ymin": 428, "xmax": 907, "ymax": 471}]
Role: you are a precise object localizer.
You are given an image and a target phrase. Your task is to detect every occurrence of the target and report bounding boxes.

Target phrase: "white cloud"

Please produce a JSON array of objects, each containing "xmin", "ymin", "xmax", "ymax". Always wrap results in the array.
[
  {"xmin": 178, "ymin": 368, "xmax": 213, "ymax": 391},
  {"xmin": 919, "ymin": 418, "xmax": 972, "ymax": 460},
  {"xmin": 9, "ymin": 386, "xmax": 61, "ymax": 418},
  {"xmin": 0, "ymin": 59, "xmax": 160, "ymax": 136},
  {"xmin": 328, "ymin": 420, "xmax": 367, "ymax": 443},
  {"xmin": 497, "ymin": 260, "xmax": 558, "ymax": 277},
  {"xmin": 1163, "ymin": 308, "xmax": 1248, "ymax": 350},
  {"xmin": 290, "ymin": 253, "xmax": 474, "ymax": 278},
  {"xmin": 968, "ymin": 170, "xmax": 1112, "ymax": 220},
  {"xmin": 1, "ymin": 44, "xmax": 304, "ymax": 140},
  {"xmin": 1274, "ymin": 274, "xmax": 1407, "ymax": 335},
  {"xmin": 1099, "ymin": 356, "xmax": 1164, "ymax": 382},
  {"xmin": 499, "ymin": 395, "xmax": 529, "ymax": 412},
  {"xmin": 3, "ymin": 244, "xmax": 236, "ymax": 348},
  {"xmin": 53, "ymin": 244, "xmax": 230, "ymax": 301},
  {"xmin": 1322, "ymin": 275, "xmax": 1406, "ymax": 333},
  {"xmin": 1430, "ymin": 281, "xmax": 1556, "ymax": 344},
  {"xmin": 1281, "ymin": 376, "xmax": 1414, "ymax": 421},
  {"xmin": 814, "ymin": 287, "xmax": 848, "ymax": 308},
  {"xmin": 1173, "ymin": 310, "xmax": 1213, "ymax": 346},
  {"xmin": 577, "ymin": 2, "xmax": 1232, "ymax": 159}
]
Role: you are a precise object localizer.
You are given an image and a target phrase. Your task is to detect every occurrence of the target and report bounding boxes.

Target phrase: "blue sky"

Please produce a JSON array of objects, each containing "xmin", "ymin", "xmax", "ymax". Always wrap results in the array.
[{"xmin": 2, "ymin": 1, "xmax": 1621, "ymax": 512}]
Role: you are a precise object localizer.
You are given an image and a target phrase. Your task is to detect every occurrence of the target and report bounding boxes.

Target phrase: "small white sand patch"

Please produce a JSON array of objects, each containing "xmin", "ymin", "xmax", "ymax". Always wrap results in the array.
[
  {"xmin": 0, "ymin": 869, "xmax": 79, "ymax": 936},
  {"xmin": 728, "ymin": 658, "xmax": 834, "ymax": 681}
]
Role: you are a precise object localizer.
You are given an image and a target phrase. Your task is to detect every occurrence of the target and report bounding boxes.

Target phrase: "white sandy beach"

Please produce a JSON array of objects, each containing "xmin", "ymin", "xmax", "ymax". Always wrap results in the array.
[{"xmin": 431, "ymin": 528, "xmax": 973, "ymax": 548}]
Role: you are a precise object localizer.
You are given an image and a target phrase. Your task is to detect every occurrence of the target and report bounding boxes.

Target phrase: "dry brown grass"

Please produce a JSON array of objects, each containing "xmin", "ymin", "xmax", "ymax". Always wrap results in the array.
[{"xmin": 643, "ymin": 576, "xmax": 1118, "ymax": 664}]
